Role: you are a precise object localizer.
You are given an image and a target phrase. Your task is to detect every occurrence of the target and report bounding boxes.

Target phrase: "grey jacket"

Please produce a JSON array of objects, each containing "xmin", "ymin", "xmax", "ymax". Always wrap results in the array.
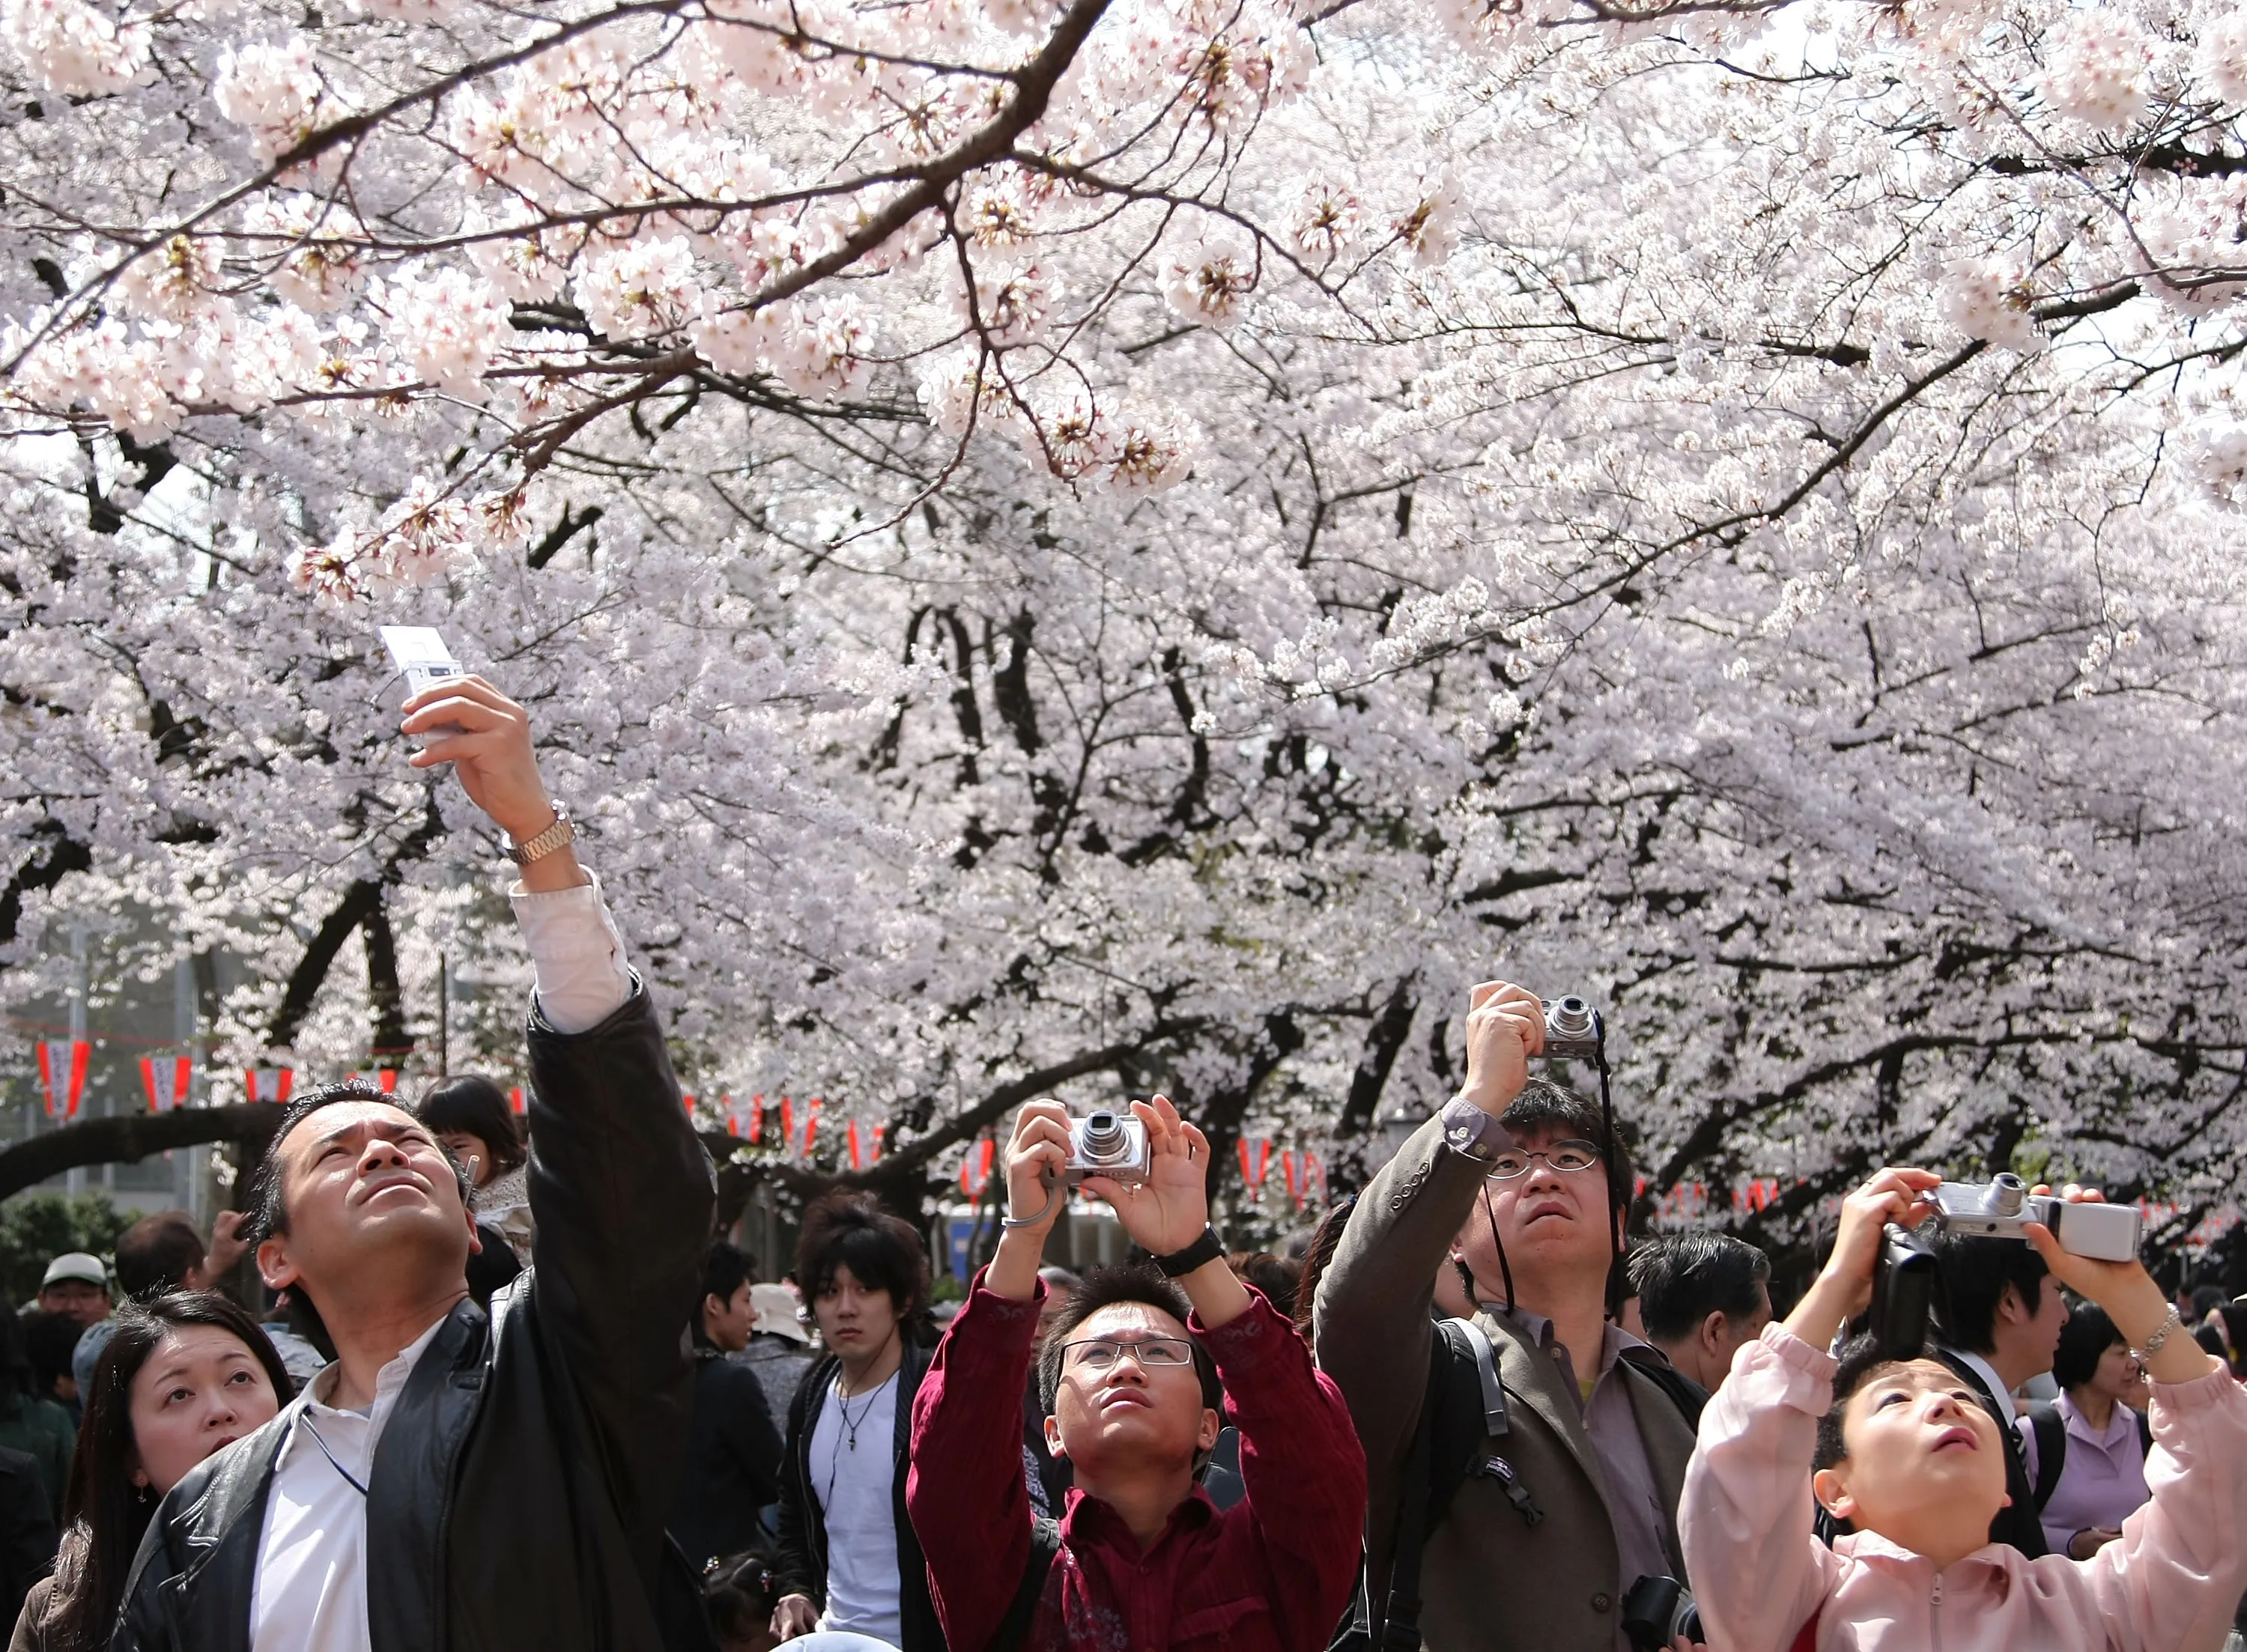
[{"xmin": 1314, "ymin": 1112, "xmax": 1696, "ymax": 1652}]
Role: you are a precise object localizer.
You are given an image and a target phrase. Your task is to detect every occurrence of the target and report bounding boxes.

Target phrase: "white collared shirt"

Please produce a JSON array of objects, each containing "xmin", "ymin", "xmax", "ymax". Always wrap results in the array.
[
  {"xmin": 1947, "ymin": 1347, "xmax": 2021, "ymax": 1420},
  {"xmin": 247, "ymin": 866, "xmax": 633, "ymax": 1648},
  {"xmin": 250, "ymin": 1317, "xmax": 448, "ymax": 1652}
]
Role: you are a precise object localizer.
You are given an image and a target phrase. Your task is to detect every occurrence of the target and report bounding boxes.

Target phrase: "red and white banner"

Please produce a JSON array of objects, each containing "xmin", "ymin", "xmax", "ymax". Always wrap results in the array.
[
  {"xmin": 1237, "ymin": 1137, "xmax": 1272, "ymax": 1192},
  {"xmin": 346, "ymin": 1070, "xmax": 399, "ymax": 1095},
  {"xmin": 1279, "ymin": 1150, "xmax": 1328, "ymax": 1209},
  {"xmin": 847, "ymin": 1121, "xmax": 885, "ymax": 1170},
  {"xmin": 959, "ymin": 1138, "xmax": 995, "ymax": 1198},
  {"xmin": 244, "ymin": 1067, "xmax": 294, "ymax": 1105},
  {"xmin": 38, "ymin": 1040, "xmax": 89, "ymax": 1120},
  {"xmin": 509, "ymin": 1086, "xmax": 527, "ymax": 1115},
  {"xmin": 140, "ymin": 1055, "xmax": 192, "ymax": 1113}
]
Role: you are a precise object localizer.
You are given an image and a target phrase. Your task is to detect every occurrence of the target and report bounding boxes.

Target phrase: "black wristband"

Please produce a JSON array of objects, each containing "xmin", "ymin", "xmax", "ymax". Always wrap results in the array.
[{"xmin": 1153, "ymin": 1227, "xmax": 1225, "ymax": 1278}]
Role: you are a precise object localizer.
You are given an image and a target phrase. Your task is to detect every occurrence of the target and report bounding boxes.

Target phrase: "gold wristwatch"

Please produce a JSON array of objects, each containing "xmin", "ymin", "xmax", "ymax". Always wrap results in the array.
[{"xmin": 504, "ymin": 801, "xmax": 576, "ymax": 866}]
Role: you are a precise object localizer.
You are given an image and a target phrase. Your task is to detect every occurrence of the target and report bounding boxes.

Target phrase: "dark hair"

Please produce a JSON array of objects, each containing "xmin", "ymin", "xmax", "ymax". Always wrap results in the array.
[
  {"xmin": 22, "ymin": 1311, "xmax": 83, "ymax": 1400},
  {"xmin": 701, "ymin": 1249, "xmax": 755, "ymax": 1321},
  {"xmin": 246, "ymin": 1081, "xmax": 475, "ymax": 1352},
  {"xmin": 1226, "ymin": 1252, "xmax": 1302, "ymax": 1319},
  {"xmin": 2052, "ymin": 1299, "xmax": 2123, "ymax": 1391},
  {"xmin": 1291, "ymin": 1196, "xmax": 1356, "ymax": 1338},
  {"xmin": 2190, "ymin": 1284, "xmax": 2228, "ymax": 1320},
  {"xmin": 416, "ymin": 1075, "xmax": 527, "ymax": 1178},
  {"xmin": 1499, "ymin": 1076, "xmax": 1635, "ymax": 1194},
  {"xmin": 115, "ymin": 1213, "xmax": 207, "ymax": 1302},
  {"xmin": 2219, "ymin": 1302, "xmax": 2247, "ymax": 1379},
  {"xmin": 0, "ymin": 1304, "xmax": 37, "ymax": 1405},
  {"xmin": 703, "ymin": 1550, "xmax": 777, "ymax": 1645},
  {"xmin": 1931, "ymin": 1231, "xmax": 2049, "ymax": 1355},
  {"xmin": 1034, "ymin": 1264, "xmax": 1222, "ymax": 1418},
  {"xmin": 1628, "ymin": 1233, "xmax": 1772, "ymax": 1343},
  {"xmin": 37, "ymin": 1293, "xmax": 293, "ymax": 1652},
  {"xmin": 1813, "ymin": 1331, "xmax": 1936, "ymax": 1474},
  {"xmin": 794, "ymin": 1192, "xmax": 929, "ymax": 1325}
]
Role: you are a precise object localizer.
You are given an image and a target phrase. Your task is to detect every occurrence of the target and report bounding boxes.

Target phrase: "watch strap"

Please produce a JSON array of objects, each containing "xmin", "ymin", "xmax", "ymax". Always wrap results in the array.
[
  {"xmin": 1153, "ymin": 1227, "xmax": 1224, "ymax": 1278},
  {"xmin": 506, "ymin": 801, "xmax": 575, "ymax": 866}
]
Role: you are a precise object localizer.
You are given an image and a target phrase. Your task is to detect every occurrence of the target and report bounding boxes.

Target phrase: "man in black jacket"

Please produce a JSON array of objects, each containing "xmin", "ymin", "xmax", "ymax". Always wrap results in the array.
[
  {"xmin": 673, "ymin": 1241, "xmax": 785, "ymax": 1572},
  {"xmin": 113, "ymin": 675, "xmax": 717, "ymax": 1652},
  {"xmin": 1932, "ymin": 1229, "xmax": 2066, "ymax": 1558},
  {"xmin": 771, "ymin": 1192, "xmax": 941, "ymax": 1652}
]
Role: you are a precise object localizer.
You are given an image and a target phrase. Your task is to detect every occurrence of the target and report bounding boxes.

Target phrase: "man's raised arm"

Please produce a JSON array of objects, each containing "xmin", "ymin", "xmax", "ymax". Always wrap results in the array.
[
  {"xmin": 1313, "ymin": 982, "xmax": 1540, "ymax": 1573},
  {"xmin": 401, "ymin": 676, "xmax": 714, "ymax": 1500}
]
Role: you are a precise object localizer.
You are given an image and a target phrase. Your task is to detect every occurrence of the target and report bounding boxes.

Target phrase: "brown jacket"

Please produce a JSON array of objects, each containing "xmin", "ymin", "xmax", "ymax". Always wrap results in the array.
[{"xmin": 1314, "ymin": 1113, "xmax": 1696, "ymax": 1652}]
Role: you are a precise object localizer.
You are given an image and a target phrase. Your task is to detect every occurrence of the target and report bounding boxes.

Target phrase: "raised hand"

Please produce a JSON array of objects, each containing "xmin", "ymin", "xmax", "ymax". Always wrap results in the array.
[
  {"xmin": 1458, "ymin": 980, "xmax": 1544, "ymax": 1118},
  {"xmin": 402, "ymin": 675, "xmax": 585, "ymax": 891},
  {"xmin": 2024, "ymin": 1185, "xmax": 2218, "ymax": 1385},
  {"xmin": 1003, "ymin": 1100, "xmax": 1074, "ymax": 1238},
  {"xmin": 1079, "ymin": 1094, "xmax": 1210, "ymax": 1258},
  {"xmin": 1785, "ymin": 1165, "xmax": 1941, "ymax": 1350}
]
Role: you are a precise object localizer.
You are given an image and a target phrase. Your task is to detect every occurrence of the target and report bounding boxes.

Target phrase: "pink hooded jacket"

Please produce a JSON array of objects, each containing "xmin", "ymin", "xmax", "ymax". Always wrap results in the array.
[{"xmin": 1680, "ymin": 1322, "xmax": 2247, "ymax": 1652}]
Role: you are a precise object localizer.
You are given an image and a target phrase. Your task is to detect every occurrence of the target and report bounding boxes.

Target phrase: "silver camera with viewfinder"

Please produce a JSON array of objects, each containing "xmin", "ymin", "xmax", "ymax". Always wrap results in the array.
[
  {"xmin": 1065, "ymin": 1110, "xmax": 1152, "ymax": 1185},
  {"xmin": 1541, "ymin": 995, "xmax": 1604, "ymax": 1061},
  {"xmin": 1932, "ymin": 1172, "xmax": 2142, "ymax": 1263}
]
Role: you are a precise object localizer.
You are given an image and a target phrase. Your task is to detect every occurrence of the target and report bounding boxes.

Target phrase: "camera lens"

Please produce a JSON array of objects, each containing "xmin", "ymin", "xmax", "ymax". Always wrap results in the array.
[
  {"xmin": 1079, "ymin": 1111, "xmax": 1124, "ymax": 1163},
  {"xmin": 1991, "ymin": 1173, "xmax": 2026, "ymax": 1216},
  {"xmin": 1548, "ymin": 996, "xmax": 1594, "ymax": 1036}
]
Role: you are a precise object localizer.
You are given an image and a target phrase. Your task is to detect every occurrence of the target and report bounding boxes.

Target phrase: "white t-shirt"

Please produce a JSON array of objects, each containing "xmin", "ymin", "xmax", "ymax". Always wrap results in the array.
[{"xmin": 807, "ymin": 1370, "xmax": 903, "ymax": 1646}]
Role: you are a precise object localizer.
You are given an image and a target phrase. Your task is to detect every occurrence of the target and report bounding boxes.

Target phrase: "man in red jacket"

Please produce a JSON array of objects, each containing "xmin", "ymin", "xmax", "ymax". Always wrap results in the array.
[{"xmin": 907, "ymin": 1094, "xmax": 1365, "ymax": 1652}]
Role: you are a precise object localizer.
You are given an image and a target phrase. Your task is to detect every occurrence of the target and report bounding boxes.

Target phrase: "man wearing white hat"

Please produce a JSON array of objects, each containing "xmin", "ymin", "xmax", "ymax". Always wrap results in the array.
[
  {"xmin": 35, "ymin": 1255, "xmax": 109, "ymax": 1329},
  {"xmin": 739, "ymin": 1282, "xmax": 816, "ymax": 1441}
]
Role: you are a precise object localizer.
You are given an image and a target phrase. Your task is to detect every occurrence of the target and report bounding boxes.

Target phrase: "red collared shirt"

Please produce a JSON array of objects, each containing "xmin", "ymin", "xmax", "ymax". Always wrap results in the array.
[{"xmin": 907, "ymin": 1274, "xmax": 1365, "ymax": 1652}]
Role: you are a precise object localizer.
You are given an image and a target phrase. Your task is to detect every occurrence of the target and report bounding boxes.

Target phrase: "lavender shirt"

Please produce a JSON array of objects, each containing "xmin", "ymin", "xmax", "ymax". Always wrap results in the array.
[{"xmin": 2016, "ymin": 1392, "xmax": 2151, "ymax": 1555}]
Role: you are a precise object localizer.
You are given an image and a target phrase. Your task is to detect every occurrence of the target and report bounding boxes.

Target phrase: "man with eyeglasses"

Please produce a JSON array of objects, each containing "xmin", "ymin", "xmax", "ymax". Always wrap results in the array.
[
  {"xmin": 1314, "ymin": 980, "xmax": 1702, "ymax": 1652},
  {"xmin": 906, "ymin": 1094, "xmax": 1364, "ymax": 1652}
]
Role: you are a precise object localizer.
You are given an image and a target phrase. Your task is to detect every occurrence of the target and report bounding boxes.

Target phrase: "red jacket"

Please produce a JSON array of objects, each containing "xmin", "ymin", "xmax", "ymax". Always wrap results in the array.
[{"xmin": 907, "ymin": 1273, "xmax": 1365, "ymax": 1652}]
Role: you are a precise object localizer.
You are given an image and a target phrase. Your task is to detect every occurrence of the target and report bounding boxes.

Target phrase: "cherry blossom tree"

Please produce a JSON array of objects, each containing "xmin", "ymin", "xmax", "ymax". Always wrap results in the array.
[{"xmin": 1, "ymin": 0, "xmax": 2246, "ymax": 1264}]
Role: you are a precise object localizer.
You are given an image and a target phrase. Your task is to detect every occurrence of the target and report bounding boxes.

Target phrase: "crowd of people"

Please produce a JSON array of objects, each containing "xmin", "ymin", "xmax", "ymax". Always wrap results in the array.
[{"xmin": 5, "ymin": 678, "xmax": 2246, "ymax": 1652}]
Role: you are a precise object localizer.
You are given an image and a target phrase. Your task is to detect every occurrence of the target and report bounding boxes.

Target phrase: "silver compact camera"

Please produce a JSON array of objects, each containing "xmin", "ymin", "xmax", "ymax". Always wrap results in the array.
[
  {"xmin": 1065, "ymin": 1110, "xmax": 1152, "ymax": 1185},
  {"xmin": 1541, "ymin": 995, "xmax": 1604, "ymax": 1061},
  {"xmin": 1933, "ymin": 1173, "xmax": 2142, "ymax": 1263}
]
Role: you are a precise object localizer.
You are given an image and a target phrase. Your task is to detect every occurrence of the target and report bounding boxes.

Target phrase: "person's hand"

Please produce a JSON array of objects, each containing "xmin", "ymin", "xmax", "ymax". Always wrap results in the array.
[
  {"xmin": 401, "ymin": 675, "xmax": 557, "ymax": 845},
  {"xmin": 1080, "ymin": 1094, "xmax": 1211, "ymax": 1257},
  {"xmin": 770, "ymin": 1594, "xmax": 819, "ymax": 1642},
  {"xmin": 1003, "ymin": 1100, "xmax": 1073, "ymax": 1237},
  {"xmin": 204, "ymin": 1210, "xmax": 251, "ymax": 1278},
  {"xmin": 1784, "ymin": 1166, "xmax": 1941, "ymax": 1350},
  {"xmin": 1457, "ymin": 981, "xmax": 1544, "ymax": 1118},
  {"xmin": 2022, "ymin": 1185, "xmax": 2215, "ymax": 1384},
  {"xmin": 2067, "ymin": 1526, "xmax": 2122, "ymax": 1560}
]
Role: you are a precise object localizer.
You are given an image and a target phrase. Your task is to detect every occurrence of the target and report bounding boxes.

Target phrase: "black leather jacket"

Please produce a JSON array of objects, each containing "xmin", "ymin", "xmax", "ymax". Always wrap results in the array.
[{"xmin": 110, "ymin": 983, "xmax": 717, "ymax": 1652}]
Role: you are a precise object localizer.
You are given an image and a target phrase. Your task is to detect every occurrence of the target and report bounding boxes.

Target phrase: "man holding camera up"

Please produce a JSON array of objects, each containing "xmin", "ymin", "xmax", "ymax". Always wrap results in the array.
[
  {"xmin": 906, "ymin": 1095, "xmax": 1364, "ymax": 1652},
  {"xmin": 1316, "ymin": 981, "xmax": 1699, "ymax": 1652},
  {"xmin": 115, "ymin": 675, "xmax": 716, "ymax": 1652}
]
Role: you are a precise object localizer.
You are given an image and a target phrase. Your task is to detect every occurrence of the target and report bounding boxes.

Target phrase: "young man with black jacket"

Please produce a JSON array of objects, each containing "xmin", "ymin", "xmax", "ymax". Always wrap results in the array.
[
  {"xmin": 1931, "ymin": 1230, "xmax": 2068, "ymax": 1558},
  {"xmin": 672, "ymin": 1242, "xmax": 786, "ymax": 1574},
  {"xmin": 112, "ymin": 675, "xmax": 717, "ymax": 1652},
  {"xmin": 771, "ymin": 1192, "xmax": 942, "ymax": 1652}
]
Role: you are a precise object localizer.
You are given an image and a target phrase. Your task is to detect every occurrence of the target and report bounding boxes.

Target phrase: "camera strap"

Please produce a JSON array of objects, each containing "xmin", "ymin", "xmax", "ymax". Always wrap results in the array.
[{"xmin": 1593, "ymin": 1018, "xmax": 1626, "ymax": 1322}]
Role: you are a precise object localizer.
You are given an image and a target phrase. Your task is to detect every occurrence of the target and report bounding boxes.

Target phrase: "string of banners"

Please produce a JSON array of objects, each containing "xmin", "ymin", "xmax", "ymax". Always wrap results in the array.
[{"xmin": 680, "ymin": 1095, "xmax": 888, "ymax": 1170}]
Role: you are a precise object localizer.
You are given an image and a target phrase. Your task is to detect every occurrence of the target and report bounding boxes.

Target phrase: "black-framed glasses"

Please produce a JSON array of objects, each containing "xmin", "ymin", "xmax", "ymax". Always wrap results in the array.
[
  {"xmin": 1484, "ymin": 1139, "xmax": 1602, "ymax": 1181},
  {"xmin": 1060, "ymin": 1334, "xmax": 1194, "ymax": 1372}
]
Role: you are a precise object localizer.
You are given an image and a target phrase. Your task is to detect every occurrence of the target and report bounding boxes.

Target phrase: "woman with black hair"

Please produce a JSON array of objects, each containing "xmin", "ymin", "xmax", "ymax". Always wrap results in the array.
[
  {"xmin": 770, "ymin": 1191, "xmax": 941, "ymax": 1652},
  {"xmin": 2016, "ymin": 1300, "xmax": 2154, "ymax": 1560},
  {"xmin": 10, "ymin": 1293, "xmax": 291, "ymax": 1652}
]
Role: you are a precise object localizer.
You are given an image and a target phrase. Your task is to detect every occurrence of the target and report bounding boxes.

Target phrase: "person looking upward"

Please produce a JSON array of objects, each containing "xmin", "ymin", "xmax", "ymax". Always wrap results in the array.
[{"xmin": 112, "ymin": 675, "xmax": 716, "ymax": 1652}]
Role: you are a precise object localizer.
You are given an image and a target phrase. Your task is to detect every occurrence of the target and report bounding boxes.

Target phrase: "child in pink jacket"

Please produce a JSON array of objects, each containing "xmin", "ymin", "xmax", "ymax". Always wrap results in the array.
[{"xmin": 1682, "ymin": 1167, "xmax": 2247, "ymax": 1652}]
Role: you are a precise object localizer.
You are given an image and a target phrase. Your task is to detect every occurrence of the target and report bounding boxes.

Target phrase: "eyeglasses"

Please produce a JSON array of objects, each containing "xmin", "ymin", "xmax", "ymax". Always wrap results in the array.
[
  {"xmin": 1484, "ymin": 1139, "xmax": 1603, "ymax": 1181},
  {"xmin": 1060, "ymin": 1334, "xmax": 1195, "ymax": 1373}
]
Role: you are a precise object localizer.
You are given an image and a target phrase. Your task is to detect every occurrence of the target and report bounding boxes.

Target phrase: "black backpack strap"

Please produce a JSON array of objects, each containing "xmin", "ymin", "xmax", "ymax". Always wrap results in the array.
[
  {"xmin": 1617, "ymin": 1344, "xmax": 1708, "ymax": 1433},
  {"xmin": 2136, "ymin": 1406, "xmax": 2153, "ymax": 1458},
  {"xmin": 990, "ymin": 1516, "xmax": 1061, "ymax": 1652},
  {"xmin": 1371, "ymin": 1332, "xmax": 1452, "ymax": 1652},
  {"xmin": 2027, "ymin": 1402, "xmax": 2066, "ymax": 1512}
]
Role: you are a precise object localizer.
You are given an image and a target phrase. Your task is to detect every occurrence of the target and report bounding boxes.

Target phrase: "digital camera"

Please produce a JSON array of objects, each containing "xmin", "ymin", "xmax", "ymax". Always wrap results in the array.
[
  {"xmin": 1540, "ymin": 995, "xmax": 1604, "ymax": 1060},
  {"xmin": 1869, "ymin": 1222, "xmax": 1939, "ymax": 1359},
  {"xmin": 1933, "ymin": 1173, "xmax": 2142, "ymax": 1263},
  {"xmin": 1065, "ymin": 1111, "xmax": 1152, "ymax": 1185},
  {"xmin": 1621, "ymin": 1576, "xmax": 1701, "ymax": 1652}
]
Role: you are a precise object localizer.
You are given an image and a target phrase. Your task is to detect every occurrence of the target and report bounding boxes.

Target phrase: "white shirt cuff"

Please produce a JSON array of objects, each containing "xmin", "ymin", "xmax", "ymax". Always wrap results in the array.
[{"xmin": 507, "ymin": 868, "xmax": 632, "ymax": 1036}]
